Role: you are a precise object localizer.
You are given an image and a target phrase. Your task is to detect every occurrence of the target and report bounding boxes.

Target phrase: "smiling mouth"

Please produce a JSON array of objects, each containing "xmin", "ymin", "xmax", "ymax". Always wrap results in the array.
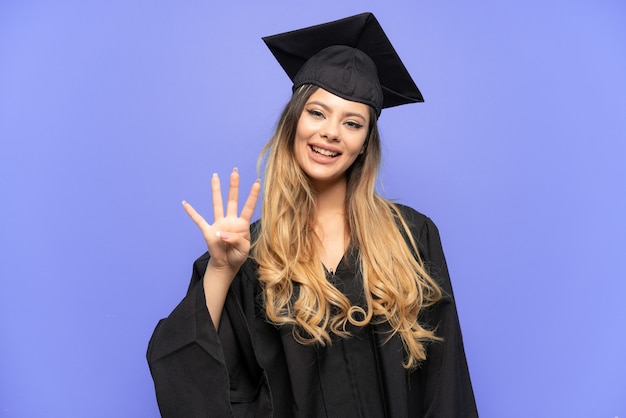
[{"xmin": 310, "ymin": 145, "xmax": 339, "ymax": 157}]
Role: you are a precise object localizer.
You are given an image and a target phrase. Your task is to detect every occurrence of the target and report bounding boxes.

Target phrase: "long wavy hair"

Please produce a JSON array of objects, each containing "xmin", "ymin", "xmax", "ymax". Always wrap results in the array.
[{"xmin": 254, "ymin": 84, "xmax": 442, "ymax": 368}]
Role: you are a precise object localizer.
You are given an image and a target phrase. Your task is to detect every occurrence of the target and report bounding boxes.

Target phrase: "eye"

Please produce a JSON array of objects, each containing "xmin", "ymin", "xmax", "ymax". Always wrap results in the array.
[
  {"xmin": 344, "ymin": 120, "xmax": 364, "ymax": 130},
  {"xmin": 306, "ymin": 109, "xmax": 325, "ymax": 119}
]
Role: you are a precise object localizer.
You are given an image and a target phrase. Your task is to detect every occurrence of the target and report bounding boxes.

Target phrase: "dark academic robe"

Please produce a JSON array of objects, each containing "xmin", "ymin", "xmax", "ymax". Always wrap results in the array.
[{"xmin": 147, "ymin": 205, "xmax": 478, "ymax": 417}]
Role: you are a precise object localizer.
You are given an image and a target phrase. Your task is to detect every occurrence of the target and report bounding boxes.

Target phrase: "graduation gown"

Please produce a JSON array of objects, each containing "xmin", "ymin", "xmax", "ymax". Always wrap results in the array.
[{"xmin": 147, "ymin": 205, "xmax": 477, "ymax": 417}]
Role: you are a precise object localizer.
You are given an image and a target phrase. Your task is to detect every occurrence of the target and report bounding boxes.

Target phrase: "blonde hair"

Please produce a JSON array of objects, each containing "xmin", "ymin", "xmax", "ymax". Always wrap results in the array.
[{"xmin": 254, "ymin": 85, "xmax": 442, "ymax": 368}]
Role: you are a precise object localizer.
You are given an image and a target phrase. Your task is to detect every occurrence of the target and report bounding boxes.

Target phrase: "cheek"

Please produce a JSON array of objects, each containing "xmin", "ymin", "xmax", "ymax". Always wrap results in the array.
[
  {"xmin": 293, "ymin": 130, "xmax": 309, "ymax": 165},
  {"xmin": 353, "ymin": 134, "xmax": 368, "ymax": 156},
  {"xmin": 294, "ymin": 127, "xmax": 308, "ymax": 152},
  {"xmin": 295, "ymin": 120, "xmax": 317, "ymax": 150},
  {"xmin": 295, "ymin": 118, "xmax": 314, "ymax": 139}
]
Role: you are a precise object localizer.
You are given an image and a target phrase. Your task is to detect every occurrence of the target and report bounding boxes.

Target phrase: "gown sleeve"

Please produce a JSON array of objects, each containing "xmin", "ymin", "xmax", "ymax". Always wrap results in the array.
[
  {"xmin": 146, "ymin": 253, "xmax": 272, "ymax": 418},
  {"xmin": 401, "ymin": 206, "xmax": 479, "ymax": 417}
]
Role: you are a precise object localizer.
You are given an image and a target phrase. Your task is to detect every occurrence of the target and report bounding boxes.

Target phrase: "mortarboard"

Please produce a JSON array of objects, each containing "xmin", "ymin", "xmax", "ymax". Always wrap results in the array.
[{"xmin": 262, "ymin": 12, "xmax": 423, "ymax": 117}]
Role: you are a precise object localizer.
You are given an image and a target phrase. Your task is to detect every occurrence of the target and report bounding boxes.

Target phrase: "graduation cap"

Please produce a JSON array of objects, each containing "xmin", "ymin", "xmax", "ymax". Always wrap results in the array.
[{"xmin": 262, "ymin": 12, "xmax": 423, "ymax": 117}]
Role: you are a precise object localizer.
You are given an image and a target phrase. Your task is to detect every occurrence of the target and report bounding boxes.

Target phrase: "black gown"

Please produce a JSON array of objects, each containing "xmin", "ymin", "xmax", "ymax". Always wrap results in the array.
[{"xmin": 147, "ymin": 205, "xmax": 478, "ymax": 417}]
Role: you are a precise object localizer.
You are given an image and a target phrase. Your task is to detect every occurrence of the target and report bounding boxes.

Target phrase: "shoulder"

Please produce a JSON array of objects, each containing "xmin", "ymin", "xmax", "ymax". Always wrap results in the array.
[
  {"xmin": 392, "ymin": 203, "xmax": 428, "ymax": 225},
  {"xmin": 389, "ymin": 202, "xmax": 446, "ymax": 262},
  {"xmin": 391, "ymin": 203, "xmax": 439, "ymax": 236}
]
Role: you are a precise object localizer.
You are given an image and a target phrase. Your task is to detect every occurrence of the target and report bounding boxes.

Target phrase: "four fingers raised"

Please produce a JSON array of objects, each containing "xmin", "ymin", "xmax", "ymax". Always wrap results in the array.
[{"xmin": 186, "ymin": 168, "xmax": 260, "ymax": 225}]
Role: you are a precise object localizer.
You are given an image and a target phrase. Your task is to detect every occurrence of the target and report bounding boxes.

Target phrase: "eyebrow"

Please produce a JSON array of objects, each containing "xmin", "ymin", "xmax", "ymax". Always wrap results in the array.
[{"xmin": 306, "ymin": 100, "xmax": 368, "ymax": 122}]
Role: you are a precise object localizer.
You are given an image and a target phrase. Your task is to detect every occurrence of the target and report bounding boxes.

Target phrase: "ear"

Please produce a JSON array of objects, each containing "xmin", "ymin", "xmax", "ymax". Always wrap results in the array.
[{"xmin": 359, "ymin": 144, "xmax": 366, "ymax": 155}]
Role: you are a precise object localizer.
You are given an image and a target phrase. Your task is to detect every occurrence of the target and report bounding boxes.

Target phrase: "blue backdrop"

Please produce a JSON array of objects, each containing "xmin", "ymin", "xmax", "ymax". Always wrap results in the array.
[{"xmin": 1, "ymin": 1, "xmax": 624, "ymax": 417}]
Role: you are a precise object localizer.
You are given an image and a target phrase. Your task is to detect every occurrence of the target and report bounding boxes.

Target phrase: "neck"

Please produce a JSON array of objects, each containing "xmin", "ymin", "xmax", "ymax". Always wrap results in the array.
[
  {"xmin": 312, "ymin": 176, "xmax": 347, "ymax": 215},
  {"xmin": 312, "ymin": 177, "xmax": 348, "ymax": 271}
]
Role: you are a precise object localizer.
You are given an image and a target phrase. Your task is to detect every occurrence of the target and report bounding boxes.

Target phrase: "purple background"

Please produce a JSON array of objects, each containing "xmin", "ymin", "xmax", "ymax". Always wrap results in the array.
[{"xmin": 1, "ymin": 1, "xmax": 625, "ymax": 417}]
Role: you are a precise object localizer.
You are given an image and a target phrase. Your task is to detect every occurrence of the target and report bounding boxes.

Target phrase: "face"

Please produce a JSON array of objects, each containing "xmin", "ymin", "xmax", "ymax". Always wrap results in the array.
[{"xmin": 294, "ymin": 88, "xmax": 370, "ymax": 189}]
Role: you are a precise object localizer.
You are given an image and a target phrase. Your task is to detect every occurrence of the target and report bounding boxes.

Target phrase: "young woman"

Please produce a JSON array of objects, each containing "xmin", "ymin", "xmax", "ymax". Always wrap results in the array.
[{"xmin": 148, "ymin": 13, "xmax": 477, "ymax": 417}]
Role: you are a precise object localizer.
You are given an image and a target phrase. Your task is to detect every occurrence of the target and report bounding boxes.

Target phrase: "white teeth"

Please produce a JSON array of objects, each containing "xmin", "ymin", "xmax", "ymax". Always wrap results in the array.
[{"xmin": 311, "ymin": 146, "xmax": 338, "ymax": 157}]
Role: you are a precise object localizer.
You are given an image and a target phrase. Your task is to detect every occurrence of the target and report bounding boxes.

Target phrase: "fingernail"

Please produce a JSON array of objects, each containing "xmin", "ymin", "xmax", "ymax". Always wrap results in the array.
[
  {"xmin": 212, "ymin": 173, "xmax": 218, "ymax": 178},
  {"xmin": 233, "ymin": 167, "xmax": 239, "ymax": 173},
  {"xmin": 182, "ymin": 200, "xmax": 187, "ymax": 206}
]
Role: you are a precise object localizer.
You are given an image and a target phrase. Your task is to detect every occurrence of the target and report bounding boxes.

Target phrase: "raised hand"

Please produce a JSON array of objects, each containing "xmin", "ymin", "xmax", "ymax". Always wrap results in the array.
[
  {"xmin": 183, "ymin": 168, "xmax": 261, "ymax": 273},
  {"xmin": 182, "ymin": 168, "xmax": 261, "ymax": 328}
]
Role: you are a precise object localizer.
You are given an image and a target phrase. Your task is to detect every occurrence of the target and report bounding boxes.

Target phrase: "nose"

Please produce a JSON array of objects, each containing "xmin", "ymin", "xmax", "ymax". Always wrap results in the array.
[{"xmin": 320, "ymin": 120, "xmax": 340, "ymax": 142}]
